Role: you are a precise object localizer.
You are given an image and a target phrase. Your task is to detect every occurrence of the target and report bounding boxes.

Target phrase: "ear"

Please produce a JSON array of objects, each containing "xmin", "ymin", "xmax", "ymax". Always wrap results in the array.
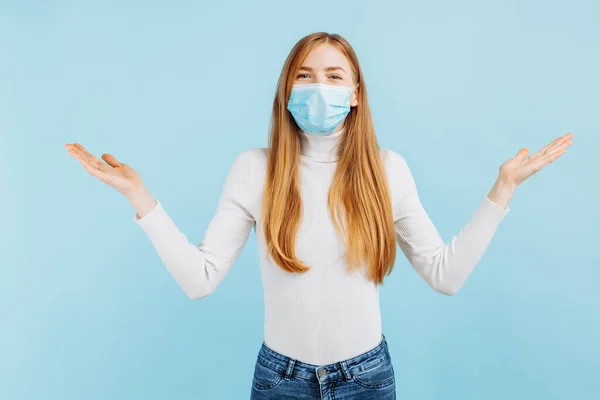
[{"xmin": 350, "ymin": 85, "xmax": 359, "ymax": 107}]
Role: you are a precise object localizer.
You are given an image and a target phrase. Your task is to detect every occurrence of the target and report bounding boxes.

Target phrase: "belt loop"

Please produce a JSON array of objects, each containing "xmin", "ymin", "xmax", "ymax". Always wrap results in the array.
[
  {"xmin": 339, "ymin": 360, "xmax": 353, "ymax": 381},
  {"xmin": 284, "ymin": 358, "xmax": 296, "ymax": 380}
]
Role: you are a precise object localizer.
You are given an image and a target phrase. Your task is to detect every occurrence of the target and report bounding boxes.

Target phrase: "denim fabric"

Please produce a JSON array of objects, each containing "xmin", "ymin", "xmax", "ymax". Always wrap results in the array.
[{"xmin": 250, "ymin": 333, "xmax": 396, "ymax": 399}]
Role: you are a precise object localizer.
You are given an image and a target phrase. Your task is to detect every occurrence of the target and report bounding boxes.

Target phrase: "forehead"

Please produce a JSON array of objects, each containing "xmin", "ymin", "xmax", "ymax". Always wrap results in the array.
[{"xmin": 301, "ymin": 43, "xmax": 351, "ymax": 70}]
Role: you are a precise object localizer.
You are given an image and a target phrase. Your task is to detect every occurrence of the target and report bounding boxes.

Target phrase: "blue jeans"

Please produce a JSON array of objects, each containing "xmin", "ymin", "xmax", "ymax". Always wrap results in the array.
[{"xmin": 250, "ymin": 333, "xmax": 396, "ymax": 399}]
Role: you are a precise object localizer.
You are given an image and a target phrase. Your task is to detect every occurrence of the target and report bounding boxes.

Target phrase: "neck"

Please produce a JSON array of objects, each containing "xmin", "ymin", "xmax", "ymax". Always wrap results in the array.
[{"xmin": 299, "ymin": 128, "xmax": 344, "ymax": 163}]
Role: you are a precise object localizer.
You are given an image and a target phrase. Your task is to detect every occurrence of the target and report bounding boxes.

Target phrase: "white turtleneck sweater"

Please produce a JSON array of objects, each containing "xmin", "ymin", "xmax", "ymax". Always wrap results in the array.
[{"xmin": 133, "ymin": 128, "xmax": 510, "ymax": 365}]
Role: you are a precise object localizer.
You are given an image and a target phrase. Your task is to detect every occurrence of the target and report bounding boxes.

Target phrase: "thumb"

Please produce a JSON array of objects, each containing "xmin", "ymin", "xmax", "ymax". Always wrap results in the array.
[
  {"xmin": 101, "ymin": 153, "xmax": 123, "ymax": 168},
  {"xmin": 515, "ymin": 148, "xmax": 528, "ymax": 161}
]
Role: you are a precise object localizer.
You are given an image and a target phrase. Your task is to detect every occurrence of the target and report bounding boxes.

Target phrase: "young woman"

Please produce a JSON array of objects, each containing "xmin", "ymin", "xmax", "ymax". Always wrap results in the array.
[{"xmin": 65, "ymin": 32, "xmax": 573, "ymax": 399}]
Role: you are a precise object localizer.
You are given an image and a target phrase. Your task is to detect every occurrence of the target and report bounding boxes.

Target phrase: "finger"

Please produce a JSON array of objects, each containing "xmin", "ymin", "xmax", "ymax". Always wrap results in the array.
[
  {"xmin": 515, "ymin": 148, "xmax": 529, "ymax": 161},
  {"xmin": 529, "ymin": 146, "xmax": 568, "ymax": 172},
  {"xmin": 73, "ymin": 151, "xmax": 101, "ymax": 173},
  {"xmin": 546, "ymin": 137, "xmax": 573, "ymax": 156},
  {"xmin": 541, "ymin": 142, "xmax": 570, "ymax": 161},
  {"xmin": 72, "ymin": 143, "xmax": 105, "ymax": 168},
  {"xmin": 67, "ymin": 145, "xmax": 115, "ymax": 175},
  {"xmin": 529, "ymin": 139, "xmax": 568, "ymax": 163},
  {"xmin": 72, "ymin": 143, "xmax": 97, "ymax": 159},
  {"xmin": 535, "ymin": 132, "xmax": 574, "ymax": 157},
  {"xmin": 539, "ymin": 149, "xmax": 567, "ymax": 169},
  {"xmin": 67, "ymin": 148, "xmax": 86, "ymax": 162},
  {"xmin": 529, "ymin": 134, "xmax": 566, "ymax": 162},
  {"xmin": 74, "ymin": 151, "xmax": 112, "ymax": 178},
  {"xmin": 101, "ymin": 153, "xmax": 123, "ymax": 168},
  {"xmin": 544, "ymin": 133, "xmax": 573, "ymax": 154},
  {"xmin": 66, "ymin": 144, "xmax": 93, "ymax": 163}
]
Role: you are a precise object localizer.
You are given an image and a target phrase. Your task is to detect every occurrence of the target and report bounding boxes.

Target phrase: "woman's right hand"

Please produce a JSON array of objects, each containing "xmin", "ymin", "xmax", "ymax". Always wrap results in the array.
[{"xmin": 64, "ymin": 142, "xmax": 146, "ymax": 198}]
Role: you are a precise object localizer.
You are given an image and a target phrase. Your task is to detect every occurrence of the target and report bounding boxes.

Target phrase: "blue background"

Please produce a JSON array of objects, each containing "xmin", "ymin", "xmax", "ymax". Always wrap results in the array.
[{"xmin": 1, "ymin": 0, "xmax": 598, "ymax": 399}]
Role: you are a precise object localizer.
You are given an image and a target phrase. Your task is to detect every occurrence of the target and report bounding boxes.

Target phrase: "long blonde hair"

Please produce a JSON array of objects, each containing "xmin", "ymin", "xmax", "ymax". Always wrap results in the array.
[{"xmin": 261, "ymin": 32, "xmax": 397, "ymax": 285}]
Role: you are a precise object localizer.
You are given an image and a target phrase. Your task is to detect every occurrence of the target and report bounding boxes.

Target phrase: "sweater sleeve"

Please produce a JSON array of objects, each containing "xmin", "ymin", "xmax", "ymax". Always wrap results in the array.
[
  {"xmin": 387, "ymin": 150, "xmax": 510, "ymax": 295},
  {"xmin": 133, "ymin": 149, "xmax": 257, "ymax": 300}
]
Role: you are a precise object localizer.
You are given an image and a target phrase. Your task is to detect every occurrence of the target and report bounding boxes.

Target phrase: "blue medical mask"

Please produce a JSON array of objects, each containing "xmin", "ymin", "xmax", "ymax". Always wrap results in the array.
[{"xmin": 287, "ymin": 83, "xmax": 354, "ymax": 135}]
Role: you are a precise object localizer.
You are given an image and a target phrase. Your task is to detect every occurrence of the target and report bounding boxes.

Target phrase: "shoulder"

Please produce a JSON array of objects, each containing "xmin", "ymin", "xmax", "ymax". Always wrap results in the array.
[
  {"xmin": 233, "ymin": 146, "xmax": 267, "ymax": 165},
  {"xmin": 228, "ymin": 147, "xmax": 267, "ymax": 177},
  {"xmin": 226, "ymin": 146, "xmax": 267, "ymax": 192},
  {"xmin": 379, "ymin": 147, "xmax": 412, "ymax": 178},
  {"xmin": 379, "ymin": 147, "xmax": 418, "ymax": 205},
  {"xmin": 220, "ymin": 147, "xmax": 267, "ymax": 218}
]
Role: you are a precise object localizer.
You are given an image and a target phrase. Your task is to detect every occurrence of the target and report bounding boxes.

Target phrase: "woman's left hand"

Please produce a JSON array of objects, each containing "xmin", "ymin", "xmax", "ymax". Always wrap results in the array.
[
  {"xmin": 499, "ymin": 132, "xmax": 574, "ymax": 187},
  {"xmin": 486, "ymin": 132, "xmax": 574, "ymax": 209}
]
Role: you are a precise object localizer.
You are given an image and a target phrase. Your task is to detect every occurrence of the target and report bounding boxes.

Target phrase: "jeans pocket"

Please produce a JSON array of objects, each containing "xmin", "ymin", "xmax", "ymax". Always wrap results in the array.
[
  {"xmin": 252, "ymin": 357, "xmax": 284, "ymax": 391},
  {"xmin": 353, "ymin": 356, "xmax": 395, "ymax": 389}
]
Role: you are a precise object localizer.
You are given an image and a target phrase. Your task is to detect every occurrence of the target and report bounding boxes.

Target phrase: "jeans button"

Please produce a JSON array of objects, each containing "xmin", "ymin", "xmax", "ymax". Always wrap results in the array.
[{"xmin": 318, "ymin": 368, "xmax": 326, "ymax": 378}]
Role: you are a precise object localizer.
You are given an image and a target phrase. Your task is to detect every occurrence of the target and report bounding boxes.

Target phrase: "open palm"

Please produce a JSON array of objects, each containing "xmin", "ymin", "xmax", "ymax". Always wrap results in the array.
[
  {"xmin": 499, "ymin": 132, "xmax": 574, "ymax": 186},
  {"xmin": 64, "ymin": 142, "xmax": 144, "ymax": 197}
]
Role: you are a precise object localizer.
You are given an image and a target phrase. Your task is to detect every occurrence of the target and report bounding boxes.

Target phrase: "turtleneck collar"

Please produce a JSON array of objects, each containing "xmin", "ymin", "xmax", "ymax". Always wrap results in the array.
[{"xmin": 299, "ymin": 128, "xmax": 344, "ymax": 163}]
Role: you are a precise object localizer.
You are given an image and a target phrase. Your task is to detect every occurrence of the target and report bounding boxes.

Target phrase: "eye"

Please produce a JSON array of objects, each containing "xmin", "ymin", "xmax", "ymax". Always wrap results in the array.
[
  {"xmin": 330, "ymin": 74, "xmax": 342, "ymax": 80},
  {"xmin": 297, "ymin": 73, "xmax": 310, "ymax": 79}
]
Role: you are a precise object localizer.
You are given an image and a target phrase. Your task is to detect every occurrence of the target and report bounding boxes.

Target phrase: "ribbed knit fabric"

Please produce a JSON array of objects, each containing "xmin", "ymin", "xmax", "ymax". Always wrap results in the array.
[{"xmin": 134, "ymin": 128, "xmax": 510, "ymax": 365}]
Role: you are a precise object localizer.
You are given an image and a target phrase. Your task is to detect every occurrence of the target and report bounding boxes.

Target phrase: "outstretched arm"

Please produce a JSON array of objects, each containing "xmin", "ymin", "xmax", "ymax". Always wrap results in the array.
[
  {"xmin": 133, "ymin": 149, "xmax": 258, "ymax": 300},
  {"xmin": 389, "ymin": 150, "xmax": 510, "ymax": 295},
  {"xmin": 390, "ymin": 132, "xmax": 573, "ymax": 295}
]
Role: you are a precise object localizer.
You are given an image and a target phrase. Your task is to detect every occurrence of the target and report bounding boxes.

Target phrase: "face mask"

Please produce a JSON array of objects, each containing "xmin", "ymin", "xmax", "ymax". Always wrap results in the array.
[{"xmin": 287, "ymin": 83, "xmax": 354, "ymax": 135}]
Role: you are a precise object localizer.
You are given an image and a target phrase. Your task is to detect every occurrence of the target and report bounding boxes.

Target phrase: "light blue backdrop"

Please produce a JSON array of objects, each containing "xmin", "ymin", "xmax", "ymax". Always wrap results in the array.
[{"xmin": 1, "ymin": 0, "xmax": 598, "ymax": 399}]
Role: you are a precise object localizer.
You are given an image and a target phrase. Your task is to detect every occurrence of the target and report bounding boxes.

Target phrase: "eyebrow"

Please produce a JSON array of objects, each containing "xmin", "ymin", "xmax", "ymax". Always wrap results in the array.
[{"xmin": 298, "ymin": 66, "xmax": 347, "ymax": 74}]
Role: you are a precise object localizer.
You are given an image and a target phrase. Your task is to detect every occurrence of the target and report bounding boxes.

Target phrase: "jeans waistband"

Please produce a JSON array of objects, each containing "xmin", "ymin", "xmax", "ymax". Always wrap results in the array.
[{"xmin": 256, "ymin": 334, "xmax": 390, "ymax": 383}]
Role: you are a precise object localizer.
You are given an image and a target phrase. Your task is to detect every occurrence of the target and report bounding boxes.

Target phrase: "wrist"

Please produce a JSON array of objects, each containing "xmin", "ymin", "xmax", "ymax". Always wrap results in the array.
[
  {"xmin": 487, "ymin": 178, "xmax": 516, "ymax": 209},
  {"xmin": 128, "ymin": 187, "xmax": 156, "ymax": 219},
  {"xmin": 127, "ymin": 184, "xmax": 150, "ymax": 201}
]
